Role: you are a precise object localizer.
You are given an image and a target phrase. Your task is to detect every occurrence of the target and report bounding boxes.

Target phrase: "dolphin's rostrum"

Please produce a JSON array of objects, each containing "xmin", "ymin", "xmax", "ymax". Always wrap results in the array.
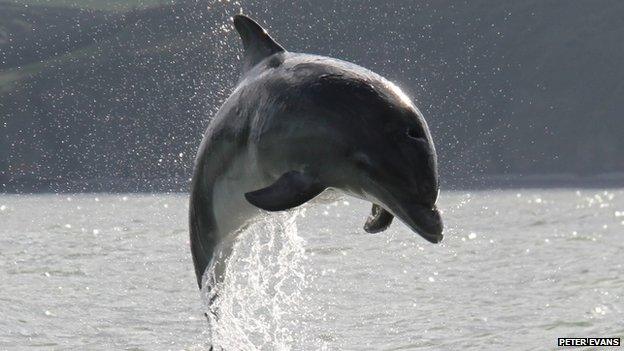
[{"xmin": 190, "ymin": 15, "xmax": 443, "ymax": 294}]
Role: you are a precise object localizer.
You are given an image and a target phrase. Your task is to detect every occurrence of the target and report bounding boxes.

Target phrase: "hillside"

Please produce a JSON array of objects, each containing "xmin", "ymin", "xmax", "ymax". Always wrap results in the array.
[{"xmin": 1, "ymin": 0, "xmax": 624, "ymax": 192}]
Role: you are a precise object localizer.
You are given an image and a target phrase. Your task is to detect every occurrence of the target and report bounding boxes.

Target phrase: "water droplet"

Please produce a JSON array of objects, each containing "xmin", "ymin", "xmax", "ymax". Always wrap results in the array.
[{"xmin": 593, "ymin": 306, "xmax": 607, "ymax": 315}]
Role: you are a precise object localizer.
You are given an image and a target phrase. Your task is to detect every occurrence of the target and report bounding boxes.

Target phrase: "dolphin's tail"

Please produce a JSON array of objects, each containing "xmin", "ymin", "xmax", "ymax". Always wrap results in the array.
[{"xmin": 189, "ymin": 174, "xmax": 217, "ymax": 289}]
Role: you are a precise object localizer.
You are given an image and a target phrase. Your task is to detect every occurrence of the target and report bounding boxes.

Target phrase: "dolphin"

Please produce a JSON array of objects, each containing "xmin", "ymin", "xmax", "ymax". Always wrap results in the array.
[{"xmin": 189, "ymin": 15, "xmax": 443, "ymax": 293}]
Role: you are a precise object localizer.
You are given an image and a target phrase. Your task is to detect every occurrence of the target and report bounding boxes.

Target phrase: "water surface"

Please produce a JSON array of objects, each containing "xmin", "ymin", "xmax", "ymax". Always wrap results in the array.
[{"xmin": 1, "ymin": 189, "xmax": 622, "ymax": 350}]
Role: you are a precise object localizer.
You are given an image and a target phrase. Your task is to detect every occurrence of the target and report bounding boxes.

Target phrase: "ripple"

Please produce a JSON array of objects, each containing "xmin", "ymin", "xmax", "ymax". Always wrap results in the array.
[{"xmin": 540, "ymin": 320, "xmax": 593, "ymax": 330}]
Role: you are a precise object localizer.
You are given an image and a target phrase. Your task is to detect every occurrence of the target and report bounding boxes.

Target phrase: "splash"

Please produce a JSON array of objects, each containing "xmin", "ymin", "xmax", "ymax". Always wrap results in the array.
[{"xmin": 204, "ymin": 210, "xmax": 309, "ymax": 350}]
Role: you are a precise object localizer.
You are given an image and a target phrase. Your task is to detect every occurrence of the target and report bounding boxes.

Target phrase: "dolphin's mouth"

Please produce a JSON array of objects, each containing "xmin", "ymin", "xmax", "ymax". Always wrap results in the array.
[
  {"xmin": 393, "ymin": 203, "xmax": 444, "ymax": 243},
  {"xmin": 414, "ymin": 224, "xmax": 443, "ymax": 243}
]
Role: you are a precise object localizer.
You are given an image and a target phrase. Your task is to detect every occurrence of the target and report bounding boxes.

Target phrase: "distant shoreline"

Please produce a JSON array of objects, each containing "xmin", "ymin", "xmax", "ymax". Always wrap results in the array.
[
  {"xmin": 2, "ymin": 173, "xmax": 624, "ymax": 194},
  {"xmin": 447, "ymin": 173, "xmax": 624, "ymax": 190}
]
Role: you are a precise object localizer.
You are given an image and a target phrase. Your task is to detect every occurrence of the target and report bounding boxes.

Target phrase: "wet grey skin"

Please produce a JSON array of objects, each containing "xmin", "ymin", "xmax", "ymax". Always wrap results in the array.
[{"xmin": 189, "ymin": 15, "xmax": 443, "ymax": 293}]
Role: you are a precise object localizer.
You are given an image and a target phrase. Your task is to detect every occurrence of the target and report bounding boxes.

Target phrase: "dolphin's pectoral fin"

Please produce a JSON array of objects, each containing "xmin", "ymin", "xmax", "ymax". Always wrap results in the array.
[
  {"xmin": 245, "ymin": 171, "xmax": 325, "ymax": 211},
  {"xmin": 364, "ymin": 204, "xmax": 394, "ymax": 233}
]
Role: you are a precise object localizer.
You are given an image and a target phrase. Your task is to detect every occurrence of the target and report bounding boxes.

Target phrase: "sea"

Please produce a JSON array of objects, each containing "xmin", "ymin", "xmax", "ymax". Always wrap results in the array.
[{"xmin": 1, "ymin": 189, "xmax": 623, "ymax": 350}]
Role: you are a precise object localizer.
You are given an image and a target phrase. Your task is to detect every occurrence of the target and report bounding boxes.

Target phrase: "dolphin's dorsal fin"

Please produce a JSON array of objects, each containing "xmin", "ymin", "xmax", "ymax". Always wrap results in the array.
[{"xmin": 233, "ymin": 15, "xmax": 285, "ymax": 73}]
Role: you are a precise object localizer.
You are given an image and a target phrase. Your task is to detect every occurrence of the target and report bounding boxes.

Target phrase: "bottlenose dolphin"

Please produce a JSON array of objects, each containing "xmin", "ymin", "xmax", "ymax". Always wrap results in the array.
[{"xmin": 190, "ymin": 15, "xmax": 443, "ymax": 293}]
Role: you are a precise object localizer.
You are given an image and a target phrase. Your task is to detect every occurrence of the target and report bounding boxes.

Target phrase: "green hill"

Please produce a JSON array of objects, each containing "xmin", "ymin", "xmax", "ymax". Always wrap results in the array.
[
  {"xmin": 2, "ymin": 0, "xmax": 624, "ymax": 192},
  {"xmin": 5, "ymin": 0, "xmax": 173, "ymax": 11}
]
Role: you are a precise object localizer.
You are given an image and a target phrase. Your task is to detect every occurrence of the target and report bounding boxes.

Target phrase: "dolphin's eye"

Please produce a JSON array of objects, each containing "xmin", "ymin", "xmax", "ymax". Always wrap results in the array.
[
  {"xmin": 406, "ymin": 127, "xmax": 424, "ymax": 140},
  {"xmin": 353, "ymin": 152, "xmax": 373, "ymax": 170}
]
